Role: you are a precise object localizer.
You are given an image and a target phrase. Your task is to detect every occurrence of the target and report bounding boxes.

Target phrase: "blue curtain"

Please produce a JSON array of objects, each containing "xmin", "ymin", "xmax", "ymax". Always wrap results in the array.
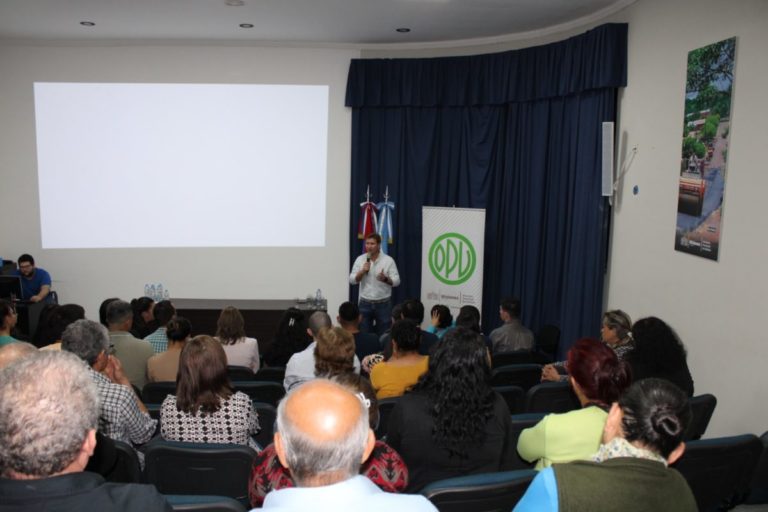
[{"xmin": 346, "ymin": 24, "xmax": 627, "ymax": 357}]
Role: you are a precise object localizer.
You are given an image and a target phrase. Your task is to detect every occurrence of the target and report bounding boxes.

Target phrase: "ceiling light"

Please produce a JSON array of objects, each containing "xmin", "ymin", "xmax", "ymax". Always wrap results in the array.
[
  {"xmin": 396, "ymin": 28, "xmax": 411, "ymax": 33},
  {"xmin": 80, "ymin": 21, "xmax": 95, "ymax": 27},
  {"xmin": 239, "ymin": 23, "xmax": 254, "ymax": 28}
]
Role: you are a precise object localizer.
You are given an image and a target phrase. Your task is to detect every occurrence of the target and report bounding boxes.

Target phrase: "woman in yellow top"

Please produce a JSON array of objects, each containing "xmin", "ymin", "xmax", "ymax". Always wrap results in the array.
[
  {"xmin": 370, "ymin": 319, "xmax": 429, "ymax": 399},
  {"xmin": 517, "ymin": 337, "xmax": 631, "ymax": 469}
]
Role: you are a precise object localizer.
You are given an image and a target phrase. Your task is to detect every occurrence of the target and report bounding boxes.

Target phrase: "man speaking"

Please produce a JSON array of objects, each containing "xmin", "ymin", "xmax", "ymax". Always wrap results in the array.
[{"xmin": 349, "ymin": 233, "xmax": 400, "ymax": 336}]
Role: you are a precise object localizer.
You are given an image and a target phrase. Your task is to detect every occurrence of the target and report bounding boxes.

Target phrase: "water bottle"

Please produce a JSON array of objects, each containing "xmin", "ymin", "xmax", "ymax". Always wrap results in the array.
[
  {"xmin": 157, "ymin": 283, "xmax": 164, "ymax": 302},
  {"xmin": 144, "ymin": 284, "xmax": 151, "ymax": 297},
  {"xmin": 315, "ymin": 288, "xmax": 322, "ymax": 307},
  {"xmin": 149, "ymin": 284, "xmax": 156, "ymax": 301},
  {"xmin": 163, "ymin": 289, "xmax": 170, "ymax": 300}
]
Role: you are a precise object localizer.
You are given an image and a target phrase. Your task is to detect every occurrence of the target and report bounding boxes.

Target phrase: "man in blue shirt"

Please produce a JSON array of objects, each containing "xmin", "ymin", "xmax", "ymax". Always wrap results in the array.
[{"xmin": 13, "ymin": 254, "xmax": 52, "ymax": 303}]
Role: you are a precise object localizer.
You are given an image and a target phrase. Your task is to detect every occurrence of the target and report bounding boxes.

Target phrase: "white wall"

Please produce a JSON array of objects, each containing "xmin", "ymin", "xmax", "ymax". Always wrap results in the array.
[
  {"xmin": 605, "ymin": 0, "xmax": 768, "ymax": 437},
  {"xmin": 0, "ymin": 44, "xmax": 359, "ymax": 318},
  {"xmin": 362, "ymin": 0, "xmax": 768, "ymax": 437}
]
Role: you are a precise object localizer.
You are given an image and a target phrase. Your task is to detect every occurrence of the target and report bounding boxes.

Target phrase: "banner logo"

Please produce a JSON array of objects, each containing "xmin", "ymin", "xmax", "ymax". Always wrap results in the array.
[{"xmin": 428, "ymin": 233, "xmax": 476, "ymax": 285}]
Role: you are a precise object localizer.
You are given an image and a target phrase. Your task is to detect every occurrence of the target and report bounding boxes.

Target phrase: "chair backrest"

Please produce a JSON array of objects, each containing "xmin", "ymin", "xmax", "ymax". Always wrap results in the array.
[
  {"xmin": 420, "ymin": 469, "xmax": 538, "ymax": 512},
  {"xmin": 492, "ymin": 352, "xmax": 551, "ymax": 368},
  {"xmin": 684, "ymin": 393, "xmax": 717, "ymax": 441},
  {"xmin": 226, "ymin": 365, "xmax": 255, "ymax": 382},
  {"xmin": 231, "ymin": 381, "xmax": 285, "ymax": 407},
  {"xmin": 536, "ymin": 324, "xmax": 560, "ymax": 357},
  {"xmin": 252, "ymin": 366, "xmax": 286, "ymax": 384},
  {"xmin": 525, "ymin": 381, "xmax": 580, "ymax": 414},
  {"xmin": 492, "ymin": 385, "xmax": 525, "ymax": 415},
  {"xmin": 673, "ymin": 433, "xmax": 763, "ymax": 511},
  {"xmin": 144, "ymin": 440, "xmax": 257, "ymax": 504},
  {"xmin": 375, "ymin": 397, "xmax": 401, "ymax": 439},
  {"xmin": 491, "ymin": 364, "xmax": 542, "ymax": 390},
  {"xmin": 507, "ymin": 413, "xmax": 546, "ymax": 470},
  {"xmin": 164, "ymin": 495, "xmax": 247, "ymax": 512},
  {"xmin": 109, "ymin": 440, "xmax": 142, "ymax": 483},
  {"xmin": 252, "ymin": 401, "xmax": 277, "ymax": 449},
  {"xmin": 143, "ymin": 381, "xmax": 177, "ymax": 404},
  {"xmin": 746, "ymin": 431, "xmax": 768, "ymax": 505}
]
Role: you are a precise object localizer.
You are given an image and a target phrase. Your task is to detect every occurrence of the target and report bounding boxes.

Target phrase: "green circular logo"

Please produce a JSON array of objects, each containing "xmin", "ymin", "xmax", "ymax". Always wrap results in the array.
[{"xmin": 428, "ymin": 232, "xmax": 477, "ymax": 285}]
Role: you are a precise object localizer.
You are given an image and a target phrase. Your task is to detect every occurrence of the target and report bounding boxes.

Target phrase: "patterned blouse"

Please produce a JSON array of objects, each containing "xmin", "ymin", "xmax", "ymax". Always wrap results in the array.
[
  {"xmin": 160, "ymin": 391, "xmax": 260, "ymax": 448},
  {"xmin": 248, "ymin": 440, "xmax": 409, "ymax": 507}
]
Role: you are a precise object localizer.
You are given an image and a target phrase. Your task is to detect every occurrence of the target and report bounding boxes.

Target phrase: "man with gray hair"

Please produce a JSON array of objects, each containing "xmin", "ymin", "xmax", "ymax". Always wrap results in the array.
[
  {"xmin": 283, "ymin": 311, "xmax": 361, "ymax": 391},
  {"xmin": 62, "ymin": 319, "xmax": 156, "ymax": 454},
  {"xmin": 261, "ymin": 379, "xmax": 435, "ymax": 511},
  {"xmin": 106, "ymin": 299, "xmax": 154, "ymax": 389},
  {"xmin": 0, "ymin": 351, "xmax": 170, "ymax": 510}
]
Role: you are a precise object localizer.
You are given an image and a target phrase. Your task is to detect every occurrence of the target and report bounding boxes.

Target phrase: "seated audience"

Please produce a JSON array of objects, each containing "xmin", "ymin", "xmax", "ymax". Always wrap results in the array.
[
  {"xmin": 99, "ymin": 297, "xmax": 120, "ymax": 327},
  {"xmin": 380, "ymin": 299, "xmax": 439, "ymax": 359},
  {"xmin": 248, "ymin": 373, "xmax": 409, "ymax": 507},
  {"xmin": 518, "ymin": 338, "xmax": 631, "ymax": 469},
  {"xmin": 490, "ymin": 296, "xmax": 534, "ymax": 353},
  {"xmin": 37, "ymin": 303, "xmax": 86, "ymax": 350},
  {"xmin": 514, "ymin": 378, "xmax": 696, "ymax": 512},
  {"xmin": 147, "ymin": 316, "xmax": 191, "ymax": 383},
  {"xmin": 427, "ymin": 304, "xmax": 453, "ymax": 339},
  {"xmin": 338, "ymin": 301, "xmax": 380, "ymax": 361},
  {"xmin": 215, "ymin": 306, "xmax": 260, "ymax": 373},
  {"xmin": 455, "ymin": 304, "xmax": 493, "ymax": 351},
  {"xmin": 370, "ymin": 319, "xmax": 429, "ymax": 399},
  {"xmin": 0, "ymin": 299, "xmax": 20, "ymax": 346},
  {"xmin": 260, "ymin": 379, "xmax": 435, "ymax": 511},
  {"xmin": 130, "ymin": 296, "xmax": 157, "ymax": 339},
  {"xmin": 62, "ymin": 320, "xmax": 157, "ymax": 454},
  {"xmin": 106, "ymin": 299, "xmax": 154, "ymax": 390},
  {"xmin": 160, "ymin": 335, "xmax": 259, "ymax": 448},
  {"xmin": 144, "ymin": 300, "xmax": 176, "ymax": 353},
  {"xmin": 626, "ymin": 317, "xmax": 694, "ymax": 397},
  {"xmin": 314, "ymin": 326, "xmax": 356, "ymax": 380},
  {"xmin": 0, "ymin": 351, "xmax": 170, "ymax": 511},
  {"xmin": 284, "ymin": 312, "xmax": 360, "ymax": 391},
  {"xmin": 387, "ymin": 327, "xmax": 516, "ymax": 492},
  {"xmin": 542, "ymin": 309, "xmax": 633, "ymax": 382},
  {"xmin": 263, "ymin": 307, "xmax": 312, "ymax": 368},
  {"xmin": 0, "ymin": 341, "xmax": 37, "ymax": 368}
]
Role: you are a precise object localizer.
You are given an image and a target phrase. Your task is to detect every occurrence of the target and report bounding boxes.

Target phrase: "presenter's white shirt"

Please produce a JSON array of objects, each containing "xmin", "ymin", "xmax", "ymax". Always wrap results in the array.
[{"xmin": 349, "ymin": 252, "xmax": 400, "ymax": 302}]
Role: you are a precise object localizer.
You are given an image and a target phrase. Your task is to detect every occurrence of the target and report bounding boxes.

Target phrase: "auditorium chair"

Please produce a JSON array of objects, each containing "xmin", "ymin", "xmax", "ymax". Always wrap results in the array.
[
  {"xmin": 490, "ymin": 364, "xmax": 541, "ymax": 391},
  {"xmin": 673, "ymin": 433, "xmax": 762, "ymax": 511},
  {"xmin": 252, "ymin": 366, "xmax": 286, "ymax": 384},
  {"xmin": 144, "ymin": 440, "xmax": 257, "ymax": 506},
  {"xmin": 231, "ymin": 381, "xmax": 285, "ymax": 407},
  {"xmin": 251, "ymin": 401, "xmax": 276, "ymax": 449},
  {"xmin": 746, "ymin": 431, "xmax": 768, "ymax": 504},
  {"xmin": 492, "ymin": 385, "xmax": 525, "ymax": 415},
  {"xmin": 164, "ymin": 495, "xmax": 247, "ymax": 512},
  {"xmin": 142, "ymin": 381, "xmax": 176, "ymax": 404},
  {"xmin": 420, "ymin": 469, "xmax": 537, "ymax": 512},
  {"xmin": 536, "ymin": 324, "xmax": 560, "ymax": 360},
  {"xmin": 110, "ymin": 440, "xmax": 142, "ymax": 484},
  {"xmin": 507, "ymin": 413, "xmax": 546, "ymax": 470},
  {"xmin": 683, "ymin": 393, "xmax": 717, "ymax": 441},
  {"xmin": 525, "ymin": 381, "xmax": 580, "ymax": 414},
  {"xmin": 492, "ymin": 351, "xmax": 551, "ymax": 368},
  {"xmin": 226, "ymin": 365, "xmax": 255, "ymax": 382},
  {"xmin": 375, "ymin": 396, "xmax": 401, "ymax": 439}
]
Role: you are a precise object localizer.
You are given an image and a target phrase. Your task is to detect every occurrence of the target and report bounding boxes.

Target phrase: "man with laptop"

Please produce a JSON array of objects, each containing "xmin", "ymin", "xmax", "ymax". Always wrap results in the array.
[{"xmin": 12, "ymin": 254, "xmax": 52, "ymax": 303}]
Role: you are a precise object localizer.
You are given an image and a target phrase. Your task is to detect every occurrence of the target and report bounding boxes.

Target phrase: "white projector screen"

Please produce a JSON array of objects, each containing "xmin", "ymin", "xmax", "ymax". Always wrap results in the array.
[{"xmin": 33, "ymin": 82, "xmax": 329, "ymax": 248}]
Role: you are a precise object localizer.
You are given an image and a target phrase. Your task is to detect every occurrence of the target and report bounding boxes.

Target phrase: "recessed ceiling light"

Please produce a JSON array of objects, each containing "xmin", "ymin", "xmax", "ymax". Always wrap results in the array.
[
  {"xmin": 80, "ymin": 21, "xmax": 95, "ymax": 27},
  {"xmin": 239, "ymin": 23, "xmax": 254, "ymax": 28},
  {"xmin": 396, "ymin": 27, "xmax": 411, "ymax": 33}
]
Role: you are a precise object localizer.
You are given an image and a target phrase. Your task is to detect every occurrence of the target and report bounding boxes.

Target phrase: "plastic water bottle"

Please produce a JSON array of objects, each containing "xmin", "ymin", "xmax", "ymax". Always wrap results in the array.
[
  {"xmin": 144, "ymin": 284, "xmax": 151, "ymax": 297},
  {"xmin": 149, "ymin": 284, "xmax": 156, "ymax": 301},
  {"xmin": 157, "ymin": 284, "xmax": 164, "ymax": 302},
  {"xmin": 315, "ymin": 289, "xmax": 322, "ymax": 307},
  {"xmin": 163, "ymin": 289, "xmax": 170, "ymax": 300}
]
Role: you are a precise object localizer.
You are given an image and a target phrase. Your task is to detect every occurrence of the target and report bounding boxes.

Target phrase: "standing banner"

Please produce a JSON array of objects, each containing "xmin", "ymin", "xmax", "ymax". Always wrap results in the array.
[{"xmin": 421, "ymin": 207, "xmax": 485, "ymax": 329}]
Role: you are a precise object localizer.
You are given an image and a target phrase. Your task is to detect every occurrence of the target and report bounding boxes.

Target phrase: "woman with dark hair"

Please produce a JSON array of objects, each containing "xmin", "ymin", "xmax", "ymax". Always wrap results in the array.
[
  {"xmin": 147, "ymin": 316, "xmax": 192, "ymax": 383},
  {"xmin": 263, "ymin": 307, "xmax": 312, "ymax": 368},
  {"xmin": 626, "ymin": 317, "xmax": 694, "ymax": 397},
  {"xmin": 518, "ymin": 337, "xmax": 632, "ymax": 469},
  {"xmin": 130, "ymin": 296, "xmax": 156, "ymax": 339},
  {"xmin": 514, "ymin": 378, "xmax": 696, "ymax": 511},
  {"xmin": 455, "ymin": 305, "xmax": 493, "ymax": 351},
  {"xmin": 37, "ymin": 304, "xmax": 86, "ymax": 350},
  {"xmin": 215, "ymin": 306, "xmax": 260, "ymax": 373},
  {"xmin": 314, "ymin": 326, "xmax": 356, "ymax": 379},
  {"xmin": 160, "ymin": 335, "xmax": 259, "ymax": 447},
  {"xmin": 0, "ymin": 299, "xmax": 19, "ymax": 346},
  {"xmin": 427, "ymin": 304, "xmax": 453, "ymax": 339},
  {"xmin": 370, "ymin": 319, "xmax": 428, "ymax": 399},
  {"xmin": 248, "ymin": 373, "xmax": 409, "ymax": 507},
  {"xmin": 386, "ymin": 327, "xmax": 515, "ymax": 491}
]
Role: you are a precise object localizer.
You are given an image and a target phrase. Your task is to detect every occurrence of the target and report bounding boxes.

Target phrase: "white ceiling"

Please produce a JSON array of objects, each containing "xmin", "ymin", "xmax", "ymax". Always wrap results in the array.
[{"xmin": 0, "ymin": 0, "xmax": 632, "ymax": 48}]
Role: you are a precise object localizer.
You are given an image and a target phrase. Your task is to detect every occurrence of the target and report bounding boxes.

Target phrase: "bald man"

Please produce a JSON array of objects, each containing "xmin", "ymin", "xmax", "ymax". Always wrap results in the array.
[
  {"xmin": 261, "ymin": 379, "xmax": 436, "ymax": 511},
  {"xmin": 0, "ymin": 341, "xmax": 37, "ymax": 369}
]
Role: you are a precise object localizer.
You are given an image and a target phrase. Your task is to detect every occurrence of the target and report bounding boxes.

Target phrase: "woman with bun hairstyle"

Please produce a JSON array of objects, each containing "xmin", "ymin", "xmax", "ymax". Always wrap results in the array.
[
  {"xmin": 518, "ymin": 337, "xmax": 632, "ymax": 469},
  {"xmin": 514, "ymin": 378, "xmax": 696, "ymax": 511}
]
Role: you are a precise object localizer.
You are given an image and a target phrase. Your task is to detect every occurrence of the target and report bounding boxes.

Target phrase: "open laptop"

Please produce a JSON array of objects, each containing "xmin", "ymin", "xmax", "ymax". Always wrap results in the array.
[{"xmin": 0, "ymin": 275, "xmax": 23, "ymax": 301}]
